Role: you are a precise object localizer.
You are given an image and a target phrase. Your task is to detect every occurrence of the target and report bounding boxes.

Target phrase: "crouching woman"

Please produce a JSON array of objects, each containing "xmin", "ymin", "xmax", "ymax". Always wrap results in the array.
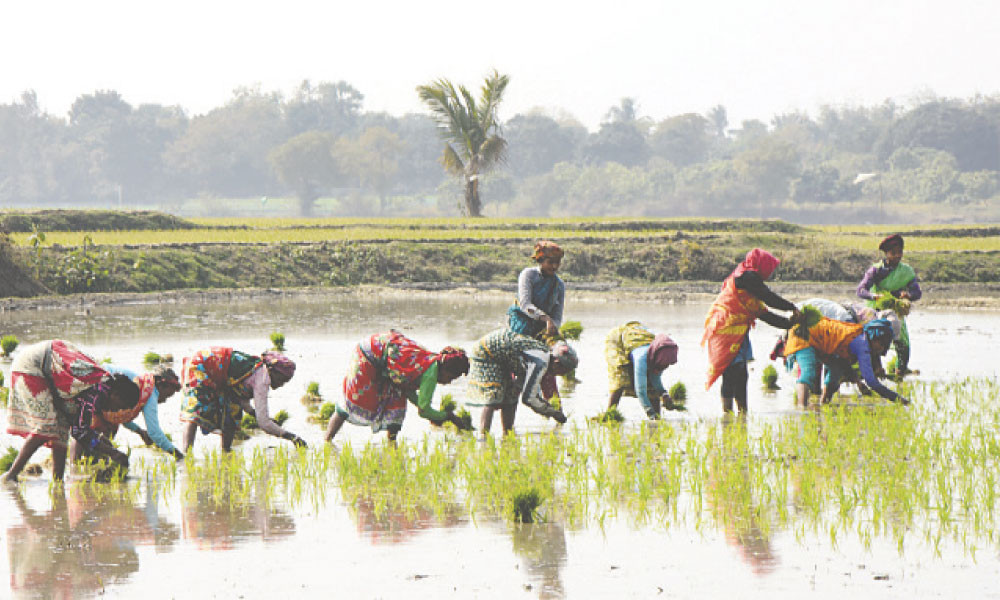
[
  {"xmin": 324, "ymin": 331, "xmax": 471, "ymax": 443},
  {"xmin": 467, "ymin": 328, "xmax": 577, "ymax": 435},
  {"xmin": 3, "ymin": 340, "xmax": 140, "ymax": 482}
]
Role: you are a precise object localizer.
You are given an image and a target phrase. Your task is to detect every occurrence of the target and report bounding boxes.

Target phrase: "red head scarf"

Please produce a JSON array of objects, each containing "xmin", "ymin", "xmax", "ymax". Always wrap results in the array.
[
  {"xmin": 878, "ymin": 234, "xmax": 904, "ymax": 252},
  {"xmin": 262, "ymin": 351, "xmax": 296, "ymax": 381},
  {"xmin": 647, "ymin": 334, "xmax": 678, "ymax": 371},
  {"xmin": 733, "ymin": 248, "xmax": 780, "ymax": 280},
  {"xmin": 532, "ymin": 241, "xmax": 564, "ymax": 262}
]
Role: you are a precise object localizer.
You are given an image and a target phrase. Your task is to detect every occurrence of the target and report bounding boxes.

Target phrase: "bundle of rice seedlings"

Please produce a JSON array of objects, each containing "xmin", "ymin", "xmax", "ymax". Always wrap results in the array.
[
  {"xmin": 559, "ymin": 320, "xmax": 584, "ymax": 341},
  {"xmin": 509, "ymin": 486, "xmax": 543, "ymax": 523},
  {"xmin": 669, "ymin": 382, "xmax": 687, "ymax": 402},
  {"xmin": 762, "ymin": 364, "xmax": 780, "ymax": 390},
  {"xmin": 793, "ymin": 304, "xmax": 823, "ymax": 340}
]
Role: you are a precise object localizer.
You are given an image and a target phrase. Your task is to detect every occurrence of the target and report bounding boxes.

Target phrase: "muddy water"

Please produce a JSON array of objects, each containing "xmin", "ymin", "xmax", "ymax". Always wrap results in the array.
[{"xmin": 1, "ymin": 293, "xmax": 999, "ymax": 598}]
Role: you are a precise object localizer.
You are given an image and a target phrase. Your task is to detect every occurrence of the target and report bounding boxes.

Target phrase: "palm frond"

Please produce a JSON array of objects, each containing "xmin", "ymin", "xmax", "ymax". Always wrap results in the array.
[
  {"xmin": 477, "ymin": 135, "xmax": 508, "ymax": 170},
  {"xmin": 440, "ymin": 144, "xmax": 466, "ymax": 176},
  {"xmin": 477, "ymin": 70, "xmax": 510, "ymax": 132}
]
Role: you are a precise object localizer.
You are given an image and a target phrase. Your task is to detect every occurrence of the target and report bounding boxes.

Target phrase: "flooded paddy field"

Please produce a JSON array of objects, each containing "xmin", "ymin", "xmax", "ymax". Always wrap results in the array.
[{"xmin": 1, "ymin": 293, "xmax": 999, "ymax": 598}]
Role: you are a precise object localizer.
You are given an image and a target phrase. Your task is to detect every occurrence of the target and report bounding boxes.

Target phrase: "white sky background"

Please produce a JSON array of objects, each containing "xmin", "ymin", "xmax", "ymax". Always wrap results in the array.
[{"xmin": 2, "ymin": 0, "xmax": 999, "ymax": 130}]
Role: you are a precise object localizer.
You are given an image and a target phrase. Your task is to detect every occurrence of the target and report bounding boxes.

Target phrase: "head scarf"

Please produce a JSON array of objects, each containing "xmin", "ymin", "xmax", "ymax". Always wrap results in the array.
[
  {"xmin": 733, "ymin": 248, "xmax": 780, "ymax": 280},
  {"xmin": 437, "ymin": 346, "xmax": 470, "ymax": 376},
  {"xmin": 874, "ymin": 311, "xmax": 902, "ymax": 340},
  {"xmin": 550, "ymin": 341, "xmax": 579, "ymax": 370},
  {"xmin": 151, "ymin": 365, "xmax": 181, "ymax": 394},
  {"xmin": 262, "ymin": 351, "xmax": 296, "ymax": 381},
  {"xmin": 863, "ymin": 318, "xmax": 894, "ymax": 349},
  {"xmin": 879, "ymin": 233, "xmax": 904, "ymax": 252},
  {"xmin": 647, "ymin": 334, "xmax": 678, "ymax": 371},
  {"xmin": 532, "ymin": 241, "xmax": 564, "ymax": 262}
]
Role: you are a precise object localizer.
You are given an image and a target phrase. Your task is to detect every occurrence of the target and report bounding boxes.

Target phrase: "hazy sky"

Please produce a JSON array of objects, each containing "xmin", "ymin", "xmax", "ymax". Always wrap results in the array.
[{"xmin": 3, "ymin": 0, "xmax": 999, "ymax": 130}]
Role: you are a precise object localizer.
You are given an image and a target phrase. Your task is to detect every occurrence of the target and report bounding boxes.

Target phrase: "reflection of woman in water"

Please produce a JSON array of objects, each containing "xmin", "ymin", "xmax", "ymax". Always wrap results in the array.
[
  {"xmin": 5, "ymin": 484, "xmax": 177, "ymax": 597},
  {"xmin": 510, "ymin": 522, "xmax": 567, "ymax": 599},
  {"xmin": 351, "ymin": 498, "xmax": 462, "ymax": 545}
]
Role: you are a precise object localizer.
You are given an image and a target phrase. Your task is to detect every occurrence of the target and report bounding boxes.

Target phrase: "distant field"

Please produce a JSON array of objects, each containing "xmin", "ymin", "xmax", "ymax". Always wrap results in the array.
[{"xmin": 9, "ymin": 217, "xmax": 1000, "ymax": 251}]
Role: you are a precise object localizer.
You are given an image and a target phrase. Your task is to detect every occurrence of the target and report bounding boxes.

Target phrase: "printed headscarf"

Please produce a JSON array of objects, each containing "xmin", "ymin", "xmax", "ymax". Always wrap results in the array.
[
  {"xmin": 879, "ymin": 233, "xmax": 904, "ymax": 252},
  {"xmin": 261, "ymin": 351, "xmax": 296, "ymax": 381},
  {"xmin": 437, "ymin": 346, "xmax": 470, "ymax": 376},
  {"xmin": 733, "ymin": 248, "xmax": 780, "ymax": 280},
  {"xmin": 862, "ymin": 318, "xmax": 894, "ymax": 349},
  {"xmin": 647, "ymin": 334, "xmax": 679, "ymax": 371},
  {"xmin": 550, "ymin": 341, "xmax": 579, "ymax": 370},
  {"xmin": 532, "ymin": 241, "xmax": 564, "ymax": 262}
]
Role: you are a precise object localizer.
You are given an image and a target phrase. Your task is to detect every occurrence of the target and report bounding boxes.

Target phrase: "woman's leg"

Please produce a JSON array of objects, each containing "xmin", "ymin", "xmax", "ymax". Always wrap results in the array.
[
  {"xmin": 221, "ymin": 423, "xmax": 235, "ymax": 452},
  {"xmin": 480, "ymin": 407, "xmax": 495, "ymax": 434},
  {"xmin": 721, "ymin": 361, "xmax": 749, "ymax": 414},
  {"xmin": 2, "ymin": 435, "xmax": 48, "ymax": 482},
  {"xmin": 500, "ymin": 403, "xmax": 517, "ymax": 434},
  {"xmin": 51, "ymin": 443, "xmax": 68, "ymax": 481},
  {"xmin": 607, "ymin": 388, "xmax": 624, "ymax": 409},
  {"xmin": 325, "ymin": 411, "xmax": 347, "ymax": 443},
  {"xmin": 181, "ymin": 421, "xmax": 199, "ymax": 452}
]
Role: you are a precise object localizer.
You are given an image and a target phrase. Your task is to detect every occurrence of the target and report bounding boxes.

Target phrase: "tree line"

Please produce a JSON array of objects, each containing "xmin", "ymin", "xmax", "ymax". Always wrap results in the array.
[{"xmin": 2, "ymin": 75, "xmax": 999, "ymax": 220}]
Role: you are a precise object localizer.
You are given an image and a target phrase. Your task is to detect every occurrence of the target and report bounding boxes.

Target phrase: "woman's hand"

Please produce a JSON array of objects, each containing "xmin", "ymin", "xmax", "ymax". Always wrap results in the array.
[{"xmin": 544, "ymin": 316, "xmax": 558, "ymax": 336}]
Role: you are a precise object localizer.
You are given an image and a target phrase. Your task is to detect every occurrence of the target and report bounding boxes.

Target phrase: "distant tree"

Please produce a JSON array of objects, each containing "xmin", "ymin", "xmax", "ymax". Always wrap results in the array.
[
  {"xmin": 335, "ymin": 126, "xmax": 404, "ymax": 212},
  {"xmin": 285, "ymin": 80, "xmax": 364, "ymax": 137},
  {"xmin": 582, "ymin": 121, "xmax": 649, "ymax": 167},
  {"xmin": 707, "ymin": 105, "xmax": 728, "ymax": 138},
  {"xmin": 605, "ymin": 97, "xmax": 639, "ymax": 124},
  {"xmin": 391, "ymin": 114, "xmax": 445, "ymax": 194},
  {"xmin": 790, "ymin": 165, "xmax": 843, "ymax": 204},
  {"xmin": 875, "ymin": 101, "xmax": 1000, "ymax": 171},
  {"xmin": 649, "ymin": 114, "xmax": 713, "ymax": 166},
  {"xmin": 417, "ymin": 70, "xmax": 510, "ymax": 217},
  {"xmin": 166, "ymin": 87, "xmax": 286, "ymax": 197},
  {"xmin": 268, "ymin": 131, "xmax": 339, "ymax": 216},
  {"xmin": 504, "ymin": 113, "xmax": 578, "ymax": 177},
  {"xmin": 735, "ymin": 138, "xmax": 801, "ymax": 209}
]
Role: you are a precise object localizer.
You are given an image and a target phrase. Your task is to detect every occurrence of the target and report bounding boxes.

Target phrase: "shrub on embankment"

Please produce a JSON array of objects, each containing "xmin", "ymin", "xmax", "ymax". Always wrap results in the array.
[
  {"xmin": 9, "ymin": 237, "xmax": 998, "ymax": 296},
  {"xmin": 0, "ymin": 210, "xmax": 198, "ymax": 233}
]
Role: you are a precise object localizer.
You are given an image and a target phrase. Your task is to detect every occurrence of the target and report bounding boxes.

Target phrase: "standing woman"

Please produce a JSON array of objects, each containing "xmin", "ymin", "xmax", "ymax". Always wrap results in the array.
[
  {"xmin": 324, "ymin": 331, "xmax": 471, "ymax": 443},
  {"xmin": 96, "ymin": 364, "xmax": 185, "ymax": 460},
  {"xmin": 605, "ymin": 322, "xmax": 680, "ymax": 419},
  {"xmin": 3, "ymin": 340, "xmax": 139, "ymax": 482},
  {"xmin": 468, "ymin": 328, "xmax": 575, "ymax": 435},
  {"xmin": 703, "ymin": 249, "xmax": 800, "ymax": 414},
  {"xmin": 180, "ymin": 348, "xmax": 305, "ymax": 451},
  {"xmin": 856, "ymin": 234, "xmax": 921, "ymax": 375},
  {"xmin": 508, "ymin": 241, "xmax": 566, "ymax": 339}
]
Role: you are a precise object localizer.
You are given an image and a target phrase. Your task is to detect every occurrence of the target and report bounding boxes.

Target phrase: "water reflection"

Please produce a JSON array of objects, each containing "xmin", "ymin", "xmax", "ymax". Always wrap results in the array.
[
  {"xmin": 706, "ymin": 422, "xmax": 779, "ymax": 575},
  {"xmin": 180, "ymin": 473, "xmax": 295, "ymax": 551},
  {"xmin": 352, "ymin": 498, "xmax": 463, "ymax": 545},
  {"xmin": 510, "ymin": 522, "xmax": 567, "ymax": 599},
  {"xmin": 5, "ymin": 484, "xmax": 177, "ymax": 599}
]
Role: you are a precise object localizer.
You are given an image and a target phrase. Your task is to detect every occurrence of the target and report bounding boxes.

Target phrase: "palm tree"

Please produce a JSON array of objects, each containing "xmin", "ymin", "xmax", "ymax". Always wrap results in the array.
[{"xmin": 417, "ymin": 70, "xmax": 509, "ymax": 217}]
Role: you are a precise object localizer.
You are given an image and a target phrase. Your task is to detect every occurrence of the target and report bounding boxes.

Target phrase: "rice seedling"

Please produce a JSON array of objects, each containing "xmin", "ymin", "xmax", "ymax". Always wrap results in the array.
[
  {"xmin": 793, "ymin": 304, "xmax": 823, "ymax": 340},
  {"xmin": 309, "ymin": 402, "xmax": 337, "ymax": 424},
  {"xmin": 559, "ymin": 320, "xmax": 584, "ymax": 341},
  {"xmin": 0, "ymin": 386, "xmax": 8, "ymax": 407},
  {"xmin": 508, "ymin": 485, "xmax": 543, "ymax": 523},
  {"xmin": 668, "ymin": 382, "xmax": 687, "ymax": 402},
  {"xmin": 274, "ymin": 409, "xmax": 290, "ymax": 426},
  {"xmin": 142, "ymin": 351, "xmax": 162, "ymax": 367},
  {"xmin": 1, "ymin": 334, "xmax": 19, "ymax": 357},
  {"xmin": 270, "ymin": 332, "xmax": 286, "ymax": 351},
  {"xmin": 762, "ymin": 364, "xmax": 780, "ymax": 390},
  {"xmin": 592, "ymin": 407, "xmax": 625, "ymax": 424},
  {"xmin": 0, "ymin": 447, "xmax": 17, "ymax": 472}
]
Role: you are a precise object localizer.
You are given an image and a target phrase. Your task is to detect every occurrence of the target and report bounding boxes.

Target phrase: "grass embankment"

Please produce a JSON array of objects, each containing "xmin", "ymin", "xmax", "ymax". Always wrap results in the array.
[{"xmin": 4, "ymin": 211, "xmax": 1000, "ymax": 296}]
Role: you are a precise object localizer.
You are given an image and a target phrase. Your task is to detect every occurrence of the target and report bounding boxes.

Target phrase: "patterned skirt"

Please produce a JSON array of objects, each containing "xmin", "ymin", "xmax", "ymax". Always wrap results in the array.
[
  {"xmin": 338, "ymin": 343, "xmax": 408, "ymax": 433},
  {"xmin": 180, "ymin": 349, "xmax": 246, "ymax": 434},
  {"xmin": 467, "ymin": 329, "xmax": 547, "ymax": 408},
  {"xmin": 605, "ymin": 322, "xmax": 655, "ymax": 396},
  {"xmin": 6, "ymin": 340, "xmax": 104, "ymax": 448}
]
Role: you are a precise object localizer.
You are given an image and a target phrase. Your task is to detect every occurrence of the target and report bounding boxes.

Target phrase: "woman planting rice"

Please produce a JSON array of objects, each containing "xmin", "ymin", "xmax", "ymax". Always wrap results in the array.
[
  {"xmin": 783, "ymin": 318, "xmax": 908, "ymax": 406},
  {"xmin": 3, "ymin": 339, "xmax": 140, "ymax": 482},
  {"xmin": 703, "ymin": 249, "xmax": 800, "ymax": 414},
  {"xmin": 180, "ymin": 348, "xmax": 305, "ymax": 451},
  {"xmin": 324, "ymin": 331, "xmax": 472, "ymax": 443},
  {"xmin": 604, "ymin": 321, "xmax": 681, "ymax": 419},
  {"xmin": 467, "ymin": 328, "xmax": 576, "ymax": 435},
  {"xmin": 857, "ymin": 233, "xmax": 921, "ymax": 375},
  {"xmin": 76, "ymin": 364, "xmax": 185, "ymax": 460}
]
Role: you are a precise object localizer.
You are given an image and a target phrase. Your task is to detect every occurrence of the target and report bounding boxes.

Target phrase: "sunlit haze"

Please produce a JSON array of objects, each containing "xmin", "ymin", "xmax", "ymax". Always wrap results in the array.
[{"xmin": 3, "ymin": 0, "xmax": 999, "ymax": 128}]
